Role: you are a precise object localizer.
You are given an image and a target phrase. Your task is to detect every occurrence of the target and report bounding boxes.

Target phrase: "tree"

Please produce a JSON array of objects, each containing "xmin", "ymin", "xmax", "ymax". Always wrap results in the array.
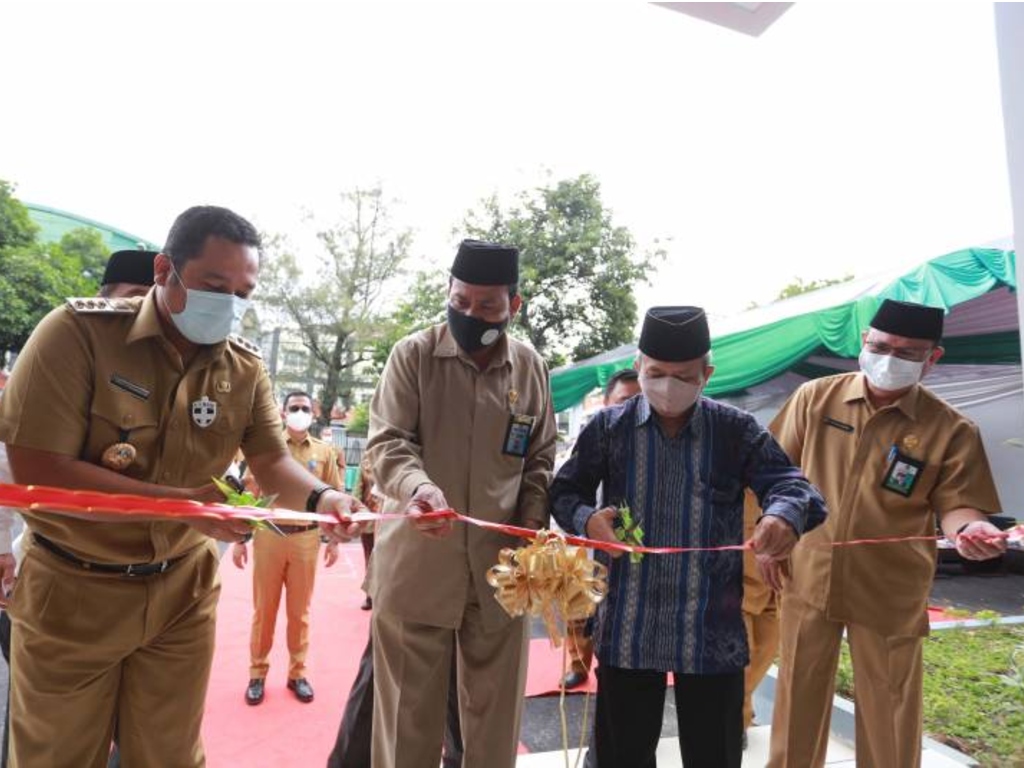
[
  {"xmin": 464, "ymin": 174, "xmax": 661, "ymax": 367},
  {"xmin": 256, "ymin": 188, "xmax": 413, "ymax": 426},
  {"xmin": 0, "ymin": 183, "xmax": 108, "ymax": 360},
  {"xmin": 370, "ymin": 269, "xmax": 447, "ymax": 372},
  {"xmin": 0, "ymin": 180, "xmax": 38, "ymax": 251},
  {"xmin": 56, "ymin": 227, "xmax": 110, "ymax": 287},
  {"xmin": 775, "ymin": 274, "xmax": 854, "ymax": 301}
]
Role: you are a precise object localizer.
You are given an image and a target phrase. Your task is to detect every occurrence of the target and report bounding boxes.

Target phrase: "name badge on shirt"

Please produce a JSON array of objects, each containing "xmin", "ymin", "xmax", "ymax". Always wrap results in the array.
[
  {"xmin": 502, "ymin": 413, "xmax": 535, "ymax": 458},
  {"xmin": 881, "ymin": 449, "xmax": 924, "ymax": 497}
]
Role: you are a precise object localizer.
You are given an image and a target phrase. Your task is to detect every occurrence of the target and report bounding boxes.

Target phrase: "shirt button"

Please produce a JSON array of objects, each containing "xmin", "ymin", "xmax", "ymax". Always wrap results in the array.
[{"xmin": 162, "ymin": 471, "xmax": 171, "ymax": 480}]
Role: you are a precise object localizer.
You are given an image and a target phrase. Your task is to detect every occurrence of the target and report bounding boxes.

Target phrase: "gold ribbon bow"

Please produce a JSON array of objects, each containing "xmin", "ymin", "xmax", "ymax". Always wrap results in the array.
[{"xmin": 486, "ymin": 530, "xmax": 608, "ymax": 646}]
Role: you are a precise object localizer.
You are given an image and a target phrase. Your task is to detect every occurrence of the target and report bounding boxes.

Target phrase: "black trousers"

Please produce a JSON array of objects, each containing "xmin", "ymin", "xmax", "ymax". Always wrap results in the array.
[
  {"xmin": 327, "ymin": 633, "xmax": 463, "ymax": 768},
  {"xmin": 593, "ymin": 665, "xmax": 743, "ymax": 768}
]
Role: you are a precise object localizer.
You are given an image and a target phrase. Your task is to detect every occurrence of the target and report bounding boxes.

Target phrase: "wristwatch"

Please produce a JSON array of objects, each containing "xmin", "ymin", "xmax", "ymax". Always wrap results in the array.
[{"xmin": 306, "ymin": 482, "xmax": 332, "ymax": 513}]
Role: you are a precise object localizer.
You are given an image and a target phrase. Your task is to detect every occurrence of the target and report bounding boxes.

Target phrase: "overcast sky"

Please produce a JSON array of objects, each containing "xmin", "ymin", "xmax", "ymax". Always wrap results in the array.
[{"xmin": 0, "ymin": 1, "xmax": 1012, "ymax": 319}]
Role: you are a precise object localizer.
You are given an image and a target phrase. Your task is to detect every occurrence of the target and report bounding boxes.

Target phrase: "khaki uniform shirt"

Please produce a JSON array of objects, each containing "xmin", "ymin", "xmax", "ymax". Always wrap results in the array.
[
  {"xmin": 248, "ymin": 433, "xmax": 341, "ymax": 490},
  {"xmin": 366, "ymin": 323, "xmax": 557, "ymax": 631},
  {"xmin": 770, "ymin": 372, "xmax": 1000, "ymax": 637},
  {"xmin": 742, "ymin": 489, "xmax": 776, "ymax": 616},
  {"xmin": 0, "ymin": 293, "xmax": 286, "ymax": 564}
]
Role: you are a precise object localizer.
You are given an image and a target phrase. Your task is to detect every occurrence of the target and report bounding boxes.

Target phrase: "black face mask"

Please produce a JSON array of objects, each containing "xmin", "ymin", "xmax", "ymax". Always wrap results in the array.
[{"xmin": 446, "ymin": 304, "xmax": 508, "ymax": 354}]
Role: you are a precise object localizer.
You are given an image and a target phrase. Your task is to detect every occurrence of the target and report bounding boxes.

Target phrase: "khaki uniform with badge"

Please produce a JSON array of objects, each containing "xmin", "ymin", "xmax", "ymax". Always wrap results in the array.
[
  {"xmin": 245, "ymin": 432, "xmax": 341, "ymax": 682},
  {"xmin": 766, "ymin": 371, "xmax": 1001, "ymax": 768},
  {"xmin": 366, "ymin": 240, "xmax": 557, "ymax": 768},
  {"xmin": 0, "ymin": 293, "xmax": 285, "ymax": 768}
]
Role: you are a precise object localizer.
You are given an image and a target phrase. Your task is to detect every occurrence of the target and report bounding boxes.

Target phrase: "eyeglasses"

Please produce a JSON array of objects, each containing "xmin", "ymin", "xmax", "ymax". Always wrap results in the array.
[
  {"xmin": 287, "ymin": 405, "xmax": 312, "ymax": 413},
  {"xmin": 864, "ymin": 340, "xmax": 934, "ymax": 363}
]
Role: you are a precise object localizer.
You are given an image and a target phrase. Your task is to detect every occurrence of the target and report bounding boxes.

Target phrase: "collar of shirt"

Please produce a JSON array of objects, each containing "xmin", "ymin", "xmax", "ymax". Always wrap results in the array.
[
  {"xmin": 125, "ymin": 290, "xmax": 229, "ymax": 361},
  {"xmin": 433, "ymin": 322, "xmax": 512, "ymax": 371},
  {"xmin": 842, "ymin": 372, "xmax": 921, "ymax": 421},
  {"xmin": 285, "ymin": 431, "xmax": 313, "ymax": 448},
  {"xmin": 635, "ymin": 393, "xmax": 705, "ymax": 432}
]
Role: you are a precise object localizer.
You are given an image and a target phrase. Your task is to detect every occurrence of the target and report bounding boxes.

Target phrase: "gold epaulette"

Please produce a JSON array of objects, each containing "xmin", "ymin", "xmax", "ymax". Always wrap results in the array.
[
  {"xmin": 65, "ymin": 297, "xmax": 138, "ymax": 314},
  {"xmin": 228, "ymin": 334, "xmax": 263, "ymax": 359}
]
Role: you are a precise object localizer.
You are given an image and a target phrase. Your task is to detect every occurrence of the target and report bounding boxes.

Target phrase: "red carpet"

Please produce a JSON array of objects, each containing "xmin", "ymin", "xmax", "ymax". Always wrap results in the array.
[
  {"xmin": 203, "ymin": 544, "xmax": 371, "ymax": 768},
  {"xmin": 524, "ymin": 638, "xmax": 597, "ymax": 697}
]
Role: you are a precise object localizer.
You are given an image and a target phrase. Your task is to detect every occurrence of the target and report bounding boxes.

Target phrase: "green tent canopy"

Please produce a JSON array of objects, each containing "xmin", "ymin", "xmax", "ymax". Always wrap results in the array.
[{"xmin": 550, "ymin": 247, "xmax": 1018, "ymax": 413}]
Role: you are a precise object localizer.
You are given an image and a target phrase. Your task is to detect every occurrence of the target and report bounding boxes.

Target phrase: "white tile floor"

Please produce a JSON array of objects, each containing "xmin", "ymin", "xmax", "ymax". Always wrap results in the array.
[{"xmin": 516, "ymin": 725, "xmax": 970, "ymax": 766}]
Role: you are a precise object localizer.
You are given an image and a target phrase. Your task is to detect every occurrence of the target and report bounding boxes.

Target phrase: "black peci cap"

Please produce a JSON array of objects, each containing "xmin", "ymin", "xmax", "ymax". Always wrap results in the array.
[
  {"xmin": 450, "ymin": 239, "xmax": 519, "ymax": 286},
  {"xmin": 638, "ymin": 306, "xmax": 711, "ymax": 363},
  {"xmin": 870, "ymin": 299, "xmax": 944, "ymax": 342}
]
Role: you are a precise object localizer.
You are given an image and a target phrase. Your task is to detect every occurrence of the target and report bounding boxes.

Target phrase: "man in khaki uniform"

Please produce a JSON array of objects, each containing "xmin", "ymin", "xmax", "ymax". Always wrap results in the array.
[
  {"xmin": 765, "ymin": 299, "xmax": 1007, "ymax": 768},
  {"xmin": 0, "ymin": 205, "xmax": 363, "ymax": 768},
  {"xmin": 741, "ymin": 490, "xmax": 778, "ymax": 745},
  {"xmin": 233, "ymin": 390, "xmax": 342, "ymax": 706},
  {"xmin": 366, "ymin": 239, "xmax": 557, "ymax": 768}
]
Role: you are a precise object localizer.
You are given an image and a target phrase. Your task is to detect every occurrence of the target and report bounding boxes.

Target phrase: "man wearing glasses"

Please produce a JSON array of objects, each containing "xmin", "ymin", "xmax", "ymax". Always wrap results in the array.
[
  {"xmin": 233, "ymin": 391, "xmax": 342, "ymax": 706},
  {"xmin": 765, "ymin": 299, "xmax": 1007, "ymax": 768}
]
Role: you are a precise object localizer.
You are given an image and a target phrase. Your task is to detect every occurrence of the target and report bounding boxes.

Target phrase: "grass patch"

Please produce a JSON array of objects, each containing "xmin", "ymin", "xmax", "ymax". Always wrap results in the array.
[{"xmin": 836, "ymin": 625, "xmax": 1024, "ymax": 767}]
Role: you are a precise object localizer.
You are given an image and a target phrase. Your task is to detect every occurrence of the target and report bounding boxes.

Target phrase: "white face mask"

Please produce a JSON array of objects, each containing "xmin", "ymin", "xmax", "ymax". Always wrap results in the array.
[
  {"xmin": 168, "ymin": 262, "xmax": 249, "ymax": 345},
  {"xmin": 640, "ymin": 374, "xmax": 702, "ymax": 417},
  {"xmin": 858, "ymin": 349, "xmax": 926, "ymax": 392},
  {"xmin": 285, "ymin": 410, "xmax": 313, "ymax": 432}
]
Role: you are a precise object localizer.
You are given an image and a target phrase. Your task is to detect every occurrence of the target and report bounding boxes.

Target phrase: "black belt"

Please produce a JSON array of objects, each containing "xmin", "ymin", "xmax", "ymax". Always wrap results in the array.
[
  {"xmin": 274, "ymin": 523, "xmax": 320, "ymax": 535},
  {"xmin": 34, "ymin": 534, "xmax": 185, "ymax": 577}
]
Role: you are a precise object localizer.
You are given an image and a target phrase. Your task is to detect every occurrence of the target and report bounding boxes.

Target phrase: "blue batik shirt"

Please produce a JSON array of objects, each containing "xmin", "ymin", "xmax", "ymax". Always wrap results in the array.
[{"xmin": 550, "ymin": 394, "xmax": 827, "ymax": 674}]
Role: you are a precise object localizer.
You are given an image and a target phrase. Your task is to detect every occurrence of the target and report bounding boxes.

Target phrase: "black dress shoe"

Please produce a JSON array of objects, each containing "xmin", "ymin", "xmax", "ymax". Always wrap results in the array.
[
  {"xmin": 287, "ymin": 677, "xmax": 315, "ymax": 703},
  {"xmin": 561, "ymin": 670, "xmax": 588, "ymax": 689},
  {"xmin": 245, "ymin": 678, "xmax": 265, "ymax": 706},
  {"xmin": 742, "ymin": 730, "xmax": 748, "ymax": 751}
]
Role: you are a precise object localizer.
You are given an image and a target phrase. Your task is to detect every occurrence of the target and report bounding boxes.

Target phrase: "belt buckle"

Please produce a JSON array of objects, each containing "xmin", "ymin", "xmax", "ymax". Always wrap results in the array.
[
  {"xmin": 160, "ymin": 560, "xmax": 169, "ymax": 573},
  {"xmin": 125, "ymin": 563, "xmax": 135, "ymax": 577}
]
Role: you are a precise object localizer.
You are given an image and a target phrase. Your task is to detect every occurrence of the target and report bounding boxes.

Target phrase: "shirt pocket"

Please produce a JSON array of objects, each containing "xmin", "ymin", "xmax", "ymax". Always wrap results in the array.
[{"xmin": 87, "ymin": 385, "xmax": 160, "ymax": 468}]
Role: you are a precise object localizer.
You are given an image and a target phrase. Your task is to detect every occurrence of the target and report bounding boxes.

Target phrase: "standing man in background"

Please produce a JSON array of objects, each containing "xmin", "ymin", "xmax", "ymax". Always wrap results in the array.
[
  {"xmin": 366, "ymin": 239, "xmax": 557, "ymax": 768},
  {"xmin": 233, "ymin": 391, "xmax": 342, "ymax": 706}
]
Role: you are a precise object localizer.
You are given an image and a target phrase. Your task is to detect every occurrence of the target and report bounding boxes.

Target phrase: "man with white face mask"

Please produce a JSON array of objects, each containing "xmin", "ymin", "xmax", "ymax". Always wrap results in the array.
[
  {"xmin": 550, "ymin": 306, "xmax": 827, "ymax": 768},
  {"xmin": 766, "ymin": 298, "xmax": 1007, "ymax": 768},
  {"xmin": 0, "ymin": 206, "xmax": 365, "ymax": 767},
  {"xmin": 232, "ymin": 391, "xmax": 342, "ymax": 706}
]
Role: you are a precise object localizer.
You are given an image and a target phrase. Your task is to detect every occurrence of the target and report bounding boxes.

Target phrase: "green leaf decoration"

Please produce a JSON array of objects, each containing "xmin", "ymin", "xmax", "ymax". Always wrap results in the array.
[{"xmin": 614, "ymin": 504, "xmax": 644, "ymax": 563}]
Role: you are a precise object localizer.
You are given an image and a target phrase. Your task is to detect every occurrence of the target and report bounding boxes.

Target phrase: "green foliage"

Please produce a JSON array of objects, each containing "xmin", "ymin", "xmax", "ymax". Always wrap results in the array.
[
  {"xmin": 775, "ymin": 274, "xmax": 854, "ymax": 301},
  {"xmin": 346, "ymin": 401, "xmax": 370, "ymax": 436},
  {"xmin": 464, "ymin": 174, "xmax": 661, "ymax": 367},
  {"xmin": 614, "ymin": 504, "xmax": 644, "ymax": 563},
  {"xmin": 835, "ymin": 625, "xmax": 1024, "ymax": 765},
  {"xmin": 256, "ymin": 188, "xmax": 412, "ymax": 424},
  {"xmin": 0, "ymin": 183, "xmax": 109, "ymax": 358},
  {"xmin": 57, "ymin": 227, "xmax": 110, "ymax": 287},
  {"xmin": 371, "ymin": 269, "xmax": 447, "ymax": 372},
  {"xmin": 0, "ymin": 180, "xmax": 38, "ymax": 250}
]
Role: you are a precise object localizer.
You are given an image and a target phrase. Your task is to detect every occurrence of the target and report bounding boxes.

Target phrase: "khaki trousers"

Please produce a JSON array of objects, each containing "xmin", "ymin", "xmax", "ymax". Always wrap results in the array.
[
  {"xmin": 767, "ymin": 594, "xmax": 924, "ymax": 768},
  {"xmin": 371, "ymin": 594, "xmax": 529, "ymax": 768},
  {"xmin": 8, "ymin": 541, "xmax": 220, "ymax": 768},
  {"xmin": 742, "ymin": 600, "xmax": 780, "ymax": 728},
  {"xmin": 249, "ymin": 527, "xmax": 320, "ymax": 679}
]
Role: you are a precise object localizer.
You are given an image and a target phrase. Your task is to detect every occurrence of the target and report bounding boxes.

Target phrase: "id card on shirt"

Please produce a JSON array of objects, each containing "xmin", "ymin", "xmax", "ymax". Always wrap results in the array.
[
  {"xmin": 881, "ymin": 450, "xmax": 924, "ymax": 497},
  {"xmin": 502, "ymin": 413, "xmax": 536, "ymax": 458}
]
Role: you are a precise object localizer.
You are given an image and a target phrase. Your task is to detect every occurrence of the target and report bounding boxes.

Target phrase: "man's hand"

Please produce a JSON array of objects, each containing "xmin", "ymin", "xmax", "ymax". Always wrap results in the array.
[
  {"xmin": 408, "ymin": 483, "xmax": 453, "ymax": 538},
  {"xmin": 318, "ymin": 489, "xmax": 367, "ymax": 544},
  {"xmin": 232, "ymin": 542, "xmax": 248, "ymax": 569},
  {"xmin": 188, "ymin": 517, "xmax": 253, "ymax": 543},
  {"xmin": 750, "ymin": 515, "xmax": 798, "ymax": 560},
  {"xmin": 188, "ymin": 483, "xmax": 227, "ymax": 506},
  {"xmin": 584, "ymin": 507, "xmax": 624, "ymax": 559},
  {"xmin": 955, "ymin": 520, "xmax": 1007, "ymax": 561},
  {"xmin": 324, "ymin": 542, "xmax": 340, "ymax": 567},
  {"xmin": 756, "ymin": 554, "xmax": 790, "ymax": 592},
  {"xmin": 0, "ymin": 553, "xmax": 16, "ymax": 606}
]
